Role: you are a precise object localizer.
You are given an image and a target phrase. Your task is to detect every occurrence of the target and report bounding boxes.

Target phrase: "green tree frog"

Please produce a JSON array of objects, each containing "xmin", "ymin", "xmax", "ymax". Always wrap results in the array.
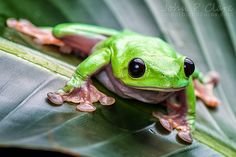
[{"xmin": 7, "ymin": 19, "xmax": 220, "ymax": 144}]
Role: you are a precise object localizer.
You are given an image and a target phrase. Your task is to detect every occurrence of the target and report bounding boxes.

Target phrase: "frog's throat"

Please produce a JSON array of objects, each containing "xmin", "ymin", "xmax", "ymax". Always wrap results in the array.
[{"xmin": 130, "ymin": 86, "xmax": 186, "ymax": 92}]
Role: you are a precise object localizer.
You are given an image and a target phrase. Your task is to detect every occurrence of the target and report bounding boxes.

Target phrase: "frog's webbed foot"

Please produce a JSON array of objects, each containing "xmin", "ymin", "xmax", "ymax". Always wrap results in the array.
[
  {"xmin": 194, "ymin": 71, "xmax": 220, "ymax": 107},
  {"xmin": 47, "ymin": 81, "xmax": 115, "ymax": 112},
  {"xmin": 6, "ymin": 18, "xmax": 72, "ymax": 53},
  {"xmin": 153, "ymin": 92, "xmax": 193, "ymax": 143}
]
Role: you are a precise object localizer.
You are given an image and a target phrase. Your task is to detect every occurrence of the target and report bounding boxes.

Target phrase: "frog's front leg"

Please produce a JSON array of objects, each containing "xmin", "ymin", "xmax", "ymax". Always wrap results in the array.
[
  {"xmin": 48, "ymin": 81, "xmax": 115, "ymax": 112},
  {"xmin": 193, "ymin": 71, "xmax": 220, "ymax": 107},
  {"xmin": 153, "ymin": 78, "xmax": 196, "ymax": 144},
  {"xmin": 47, "ymin": 48, "xmax": 115, "ymax": 112}
]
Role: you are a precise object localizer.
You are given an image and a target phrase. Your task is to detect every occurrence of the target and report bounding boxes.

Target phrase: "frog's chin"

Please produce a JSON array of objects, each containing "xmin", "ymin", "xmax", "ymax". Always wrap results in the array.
[{"xmin": 132, "ymin": 86, "xmax": 186, "ymax": 92}]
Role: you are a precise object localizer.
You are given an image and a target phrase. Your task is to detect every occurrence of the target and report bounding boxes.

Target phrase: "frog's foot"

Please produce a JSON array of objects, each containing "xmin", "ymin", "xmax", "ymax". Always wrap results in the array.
[
  {"xmin": 153, "ymin": 94, "xmax": 193, "ymax": 143},
  {"xmin": 6, "ymin": 18, "xmax": 72, "ymax": 53},
  {"xmin": 194, "ymin": 71, "xmax": 220, "ymax": 107},
  {"xmin": 47, "ymin": 82, "xmax": 115, "ymax": 112}
]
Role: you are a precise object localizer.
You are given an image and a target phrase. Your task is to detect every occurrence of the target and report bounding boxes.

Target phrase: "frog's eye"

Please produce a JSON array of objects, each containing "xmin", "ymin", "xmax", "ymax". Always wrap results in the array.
[
  {"xmin": 184, "ymin": 57, "xmax": 195, "ymax": 77},
  {"xmin": 128, "ymin": 58, "xmax": 146, "ymax": 78}
]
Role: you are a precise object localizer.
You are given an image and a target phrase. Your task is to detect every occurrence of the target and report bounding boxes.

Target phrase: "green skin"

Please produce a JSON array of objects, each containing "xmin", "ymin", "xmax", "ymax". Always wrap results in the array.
[
  {"xmin": 52, "ymin": 23, "xmax": 201, "ymax": 132},
  {"xmin": 8, "ymin": 19, "xmax": 213, "ymax": 143},
  {"xmin": 6, "ymin": 16, "xmax": 221, "ymax": 144}
]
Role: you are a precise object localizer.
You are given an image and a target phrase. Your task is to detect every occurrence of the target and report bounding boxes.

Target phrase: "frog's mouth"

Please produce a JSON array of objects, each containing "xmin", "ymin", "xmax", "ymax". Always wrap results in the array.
[{"xmin": 132, "ymin": 86, "xmax": 186, "ymax": 92}]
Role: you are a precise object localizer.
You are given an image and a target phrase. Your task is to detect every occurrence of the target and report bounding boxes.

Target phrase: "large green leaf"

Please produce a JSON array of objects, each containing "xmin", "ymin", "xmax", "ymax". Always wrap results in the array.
[
  {"xmin": 0, "ymin": 0, "xmax": 236, "ymax": 156},
  {"xmin": 0, "ymin": 35, "xmax": 223, "ymax": 157}
]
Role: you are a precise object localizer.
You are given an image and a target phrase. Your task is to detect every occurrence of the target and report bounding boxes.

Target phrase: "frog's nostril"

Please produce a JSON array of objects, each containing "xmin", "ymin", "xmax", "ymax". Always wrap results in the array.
[{"xmin": 184, "ymin": 58, "xmax": 195, "ymax": 77}]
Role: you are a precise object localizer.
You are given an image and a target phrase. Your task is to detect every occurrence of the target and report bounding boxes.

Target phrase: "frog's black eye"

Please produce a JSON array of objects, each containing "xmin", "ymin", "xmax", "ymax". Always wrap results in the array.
[
  {"xmin": 128, "ymin": 58, "xmax": 146, "ymax": 78},
  {"xmin": 184, "ymin": 57, "xmax": 195, "ymax": 77}
]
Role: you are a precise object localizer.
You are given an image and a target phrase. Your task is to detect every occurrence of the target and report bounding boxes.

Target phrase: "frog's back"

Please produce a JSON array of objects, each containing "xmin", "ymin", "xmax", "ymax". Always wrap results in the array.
[{"xmin": 102, "ymin": 31, "xmax": 180, "ymax": 59}]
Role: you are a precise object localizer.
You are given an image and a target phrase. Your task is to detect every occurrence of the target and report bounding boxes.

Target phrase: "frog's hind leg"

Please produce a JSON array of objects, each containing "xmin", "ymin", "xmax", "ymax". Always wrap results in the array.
[
  {"xmin": 6, "ymin": 18, "xmax": 72, "ymax": 53},
  {"xmin": 52, "ymin": 24, "xmax": 107, "ymax": 56},
  {"xmin": 52, "ymin": 23, "xmax": 119, "ymax": 55},
  {"xmin": 6, "ymin": 18, "xmax": 119, "ymax": 56},
  {"xmin": 194, "ymin": 71, "xmax": 220, "ymax": 107}
]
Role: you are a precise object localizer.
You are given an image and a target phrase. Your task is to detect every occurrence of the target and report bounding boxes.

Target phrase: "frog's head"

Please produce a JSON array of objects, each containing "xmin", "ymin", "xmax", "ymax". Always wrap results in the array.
[{"xmin": 111, "ymin": 36, "xmax": 195, "ymax": 91}]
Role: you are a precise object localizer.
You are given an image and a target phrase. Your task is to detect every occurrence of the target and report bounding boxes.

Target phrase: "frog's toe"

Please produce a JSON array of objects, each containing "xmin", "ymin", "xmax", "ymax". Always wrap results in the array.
[
  {"xmin": 160, "ymin": 118, "xmax": 173, "ymax": 132},
  {"xmin": 194, "ymin": 72, "xmax": 220, "ymax": 107},
  {"xmin": 204, "ymin": 71, "xmax": 220, "ymax": 85},
  {"xmin": 76, "ymin": 103, "xmax": 96, "ymax": 112},
  {"xmin": 47, "ymin": 92, "xmax": 64, "ymax": 105},
  {"xmin": 99, "ymin": 96, "xmax": 115, "ymax": 106},
  {"xmin": 172, "ymin": 120, "xmax": 193, "ymax": 144},
  {"xmin": 153, "ymin": 112, "xmax": 173, "ymax": 132},
  {"xmin": 177, "ymin": 130, "xmax": 193, "ymax": 144}
]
